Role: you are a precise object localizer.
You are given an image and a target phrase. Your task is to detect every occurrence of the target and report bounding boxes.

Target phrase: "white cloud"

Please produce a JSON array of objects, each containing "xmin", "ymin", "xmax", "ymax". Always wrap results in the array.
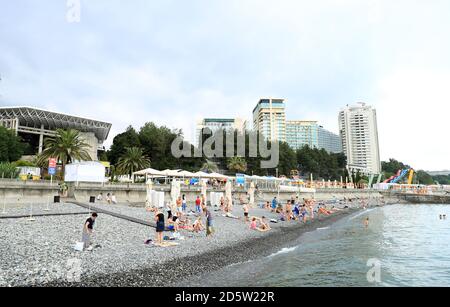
[{"xmin": 375, "ymin": 68, "xmax": 450, "ymax": 171}]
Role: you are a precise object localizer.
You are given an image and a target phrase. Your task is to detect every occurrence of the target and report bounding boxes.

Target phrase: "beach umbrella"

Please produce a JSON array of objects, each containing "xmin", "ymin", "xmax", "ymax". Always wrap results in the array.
[
  {"xmin": 225, "ymin": 180, "xmax": 233, "ymax": 212},
  {"xmin": 170, "ymin": 179, "xmax": 181, "ymax": 212},
  {"xmin": 248, "ymin": 181, "xmax": 255, "ymax": 207},
  {"xmin": 201, "ymin": 179, "xmax": 208, "ymax": 205},
  {"xmin": 145, "ymin": 179, "xmax": 153, "ymax": 208}
]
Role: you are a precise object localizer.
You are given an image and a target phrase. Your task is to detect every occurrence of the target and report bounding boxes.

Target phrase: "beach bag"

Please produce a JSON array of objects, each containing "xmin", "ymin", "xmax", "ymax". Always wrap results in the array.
[{"xmin": 74, "ymin": 242, "xmax": 84, "ymax": 251}]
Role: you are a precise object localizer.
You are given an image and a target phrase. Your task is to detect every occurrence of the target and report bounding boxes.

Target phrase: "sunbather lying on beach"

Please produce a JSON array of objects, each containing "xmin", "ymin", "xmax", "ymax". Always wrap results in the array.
[{"xmin": 318, "ymin": 207, "xmax": 331, "ymax": 216}]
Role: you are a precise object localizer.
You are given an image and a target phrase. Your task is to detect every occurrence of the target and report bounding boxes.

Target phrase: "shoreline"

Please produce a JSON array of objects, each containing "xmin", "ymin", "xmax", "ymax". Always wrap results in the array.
[{"xmin": 42, "ymin": 208, "xmax": 362, "ymax": 287}]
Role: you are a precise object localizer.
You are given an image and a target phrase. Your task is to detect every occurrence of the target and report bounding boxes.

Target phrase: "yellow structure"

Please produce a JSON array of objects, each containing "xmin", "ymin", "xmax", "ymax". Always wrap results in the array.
[{"xmin": 407, "ymin": 169, "xmax": 415, "ymax": 185}]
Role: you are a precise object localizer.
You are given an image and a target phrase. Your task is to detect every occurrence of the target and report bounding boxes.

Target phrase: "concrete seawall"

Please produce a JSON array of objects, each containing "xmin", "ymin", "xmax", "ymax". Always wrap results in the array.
[
  {"xmin": 390, "ymin": 192, "xmax": 450, "ymax": 204},
  {"xmin": 0, "ymin": 181, "xmax": 60, "ymax": 204},
  {"xmin": 1, "ymin": 180, "xmax": 387, "ymax": 205}
]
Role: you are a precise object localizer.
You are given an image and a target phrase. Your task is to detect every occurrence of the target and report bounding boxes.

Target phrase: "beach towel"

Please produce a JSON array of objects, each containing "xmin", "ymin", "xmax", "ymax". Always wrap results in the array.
[{"xmin": 153, "ymin": 242, "xmax": 179, "ymax": 247}]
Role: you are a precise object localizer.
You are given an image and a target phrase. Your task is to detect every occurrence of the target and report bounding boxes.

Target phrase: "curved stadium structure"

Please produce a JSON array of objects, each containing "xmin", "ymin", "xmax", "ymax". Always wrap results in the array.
[{"xmin": 0, "ymin": 106, "xmax": 112, "ymax": 161}]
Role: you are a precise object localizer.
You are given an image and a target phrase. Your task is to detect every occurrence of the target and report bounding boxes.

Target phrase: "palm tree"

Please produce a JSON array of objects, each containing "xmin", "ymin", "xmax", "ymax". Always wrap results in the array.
[
  {"xmin": 37, "ymin": 129, "xmax": 92, "ymax": 175},
  {"xmin": 227, "ymin": 157, "xmax": 247, "ymax": 174},
  {"xmin": 116, "ymin": 147, "xmax": 151, "ymax": 176},
  {"xmin": 201, "ymin": 160, "xmax": 219, "ymax": 173}
]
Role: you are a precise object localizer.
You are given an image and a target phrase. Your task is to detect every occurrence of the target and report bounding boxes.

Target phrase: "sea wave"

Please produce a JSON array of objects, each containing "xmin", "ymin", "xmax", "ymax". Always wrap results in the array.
[
  {"xmin": 349, "ymin": 208, "xmax": 376, "ymax": 220},
  {"xmin": 268, "ymin": 246, "xmax": 298, "ymax": 257}
]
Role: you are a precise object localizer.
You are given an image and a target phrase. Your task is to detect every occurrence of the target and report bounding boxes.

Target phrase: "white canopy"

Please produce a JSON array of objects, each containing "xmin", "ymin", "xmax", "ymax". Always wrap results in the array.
[
  {"xmin": 133, "ymin": 168, "xmax": 164, "ymax": 177},
  {"xmin": 161, "ymin": 169, "xmax": 183, "ymax": 177},
  {"xmin": 176, "ymin": 170, "xmax": 196, "ymax": 177},
  {"xmin": 208, "ymin": 172, "xmax": 229, "ymax": 180},
  {"xmin": 194, "ymin": 171, "xmax": 212, "ymax": 178}
]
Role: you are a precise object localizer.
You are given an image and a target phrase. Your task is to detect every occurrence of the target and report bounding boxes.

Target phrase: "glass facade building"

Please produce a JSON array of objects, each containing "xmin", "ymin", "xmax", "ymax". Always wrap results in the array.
[{"xmin": 286, "ymin": 120, "xmax": 342, "ymax": 153}]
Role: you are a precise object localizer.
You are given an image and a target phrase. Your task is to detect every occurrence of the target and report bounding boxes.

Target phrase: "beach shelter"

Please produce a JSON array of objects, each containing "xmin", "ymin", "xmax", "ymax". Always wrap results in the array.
[
  {"xmin": 194, "ymin": 171, "xmax": 212, "ymax": 178},
  {"xmin": 225, "ymin": 180, "xmax": 233, "ymax": 212},
  {"xmin": 161, "ymin": 169, "xmax": 182, "ymax": 177},
  {"xmin": 177, "ymin": 170, "xmax": 196, "ymax": 178},
  {"xmin": 201, "ymin": 180, "xmax": 208, "ymax": 204},
  {"xmin": 208, "ymin": 172, "xmax": 228, "ymax": 180},
  {"xmin": 145, "ymin": 179, "xmax": 153, "ymax": 208},
  {"xmin": 248, "ymin": 181, "xmax": 256, "ymax": 207},
  {"xmin": 170, "ymin": 179, "xmax": 181, "ymax": 211}
]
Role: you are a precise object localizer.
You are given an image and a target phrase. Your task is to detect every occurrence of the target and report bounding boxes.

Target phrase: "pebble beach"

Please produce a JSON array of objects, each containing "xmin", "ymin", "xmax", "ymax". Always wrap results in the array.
[{"xmin": 0, "ymin": 199, "xmax": 377, "ymax": 287}]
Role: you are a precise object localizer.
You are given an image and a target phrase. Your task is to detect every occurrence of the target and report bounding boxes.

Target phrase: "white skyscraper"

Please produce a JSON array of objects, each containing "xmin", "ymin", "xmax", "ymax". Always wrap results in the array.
[{"xmin": 339, "ymin": 103, "xmax": 381, "ymax": 175}]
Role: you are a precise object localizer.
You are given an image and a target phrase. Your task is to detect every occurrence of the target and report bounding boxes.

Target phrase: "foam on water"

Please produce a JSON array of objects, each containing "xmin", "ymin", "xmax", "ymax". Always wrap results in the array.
[
  {"xmin": 349, "ymin": 208, "xmax": 376, "ymax": 220},
  {"xmin": 268, "ymin": 246, "xmax": 297, "ymax": 257},
  {"xmin": 317, "ymin": 226, "xmax": 330, "ymax": 230}
]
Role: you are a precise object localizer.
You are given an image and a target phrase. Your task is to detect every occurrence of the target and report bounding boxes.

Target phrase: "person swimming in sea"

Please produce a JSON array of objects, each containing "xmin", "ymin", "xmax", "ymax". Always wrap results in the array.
[{"xmin": 364, "ymin": 217, "xmax": 369, "ymax": 228}]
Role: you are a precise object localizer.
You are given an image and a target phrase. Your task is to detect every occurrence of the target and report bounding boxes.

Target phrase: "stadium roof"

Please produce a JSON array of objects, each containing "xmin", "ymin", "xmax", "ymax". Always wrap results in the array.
[{"xmin": 0, "ymin": 106, "xmax": 112, "ymax": 142}]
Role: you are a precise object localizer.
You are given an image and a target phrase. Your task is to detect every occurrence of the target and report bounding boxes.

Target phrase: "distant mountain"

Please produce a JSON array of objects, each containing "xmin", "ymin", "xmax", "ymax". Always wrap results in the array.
[{"xmin": 427, "ymin": 170, "xmax": 450, "ymax": 176}]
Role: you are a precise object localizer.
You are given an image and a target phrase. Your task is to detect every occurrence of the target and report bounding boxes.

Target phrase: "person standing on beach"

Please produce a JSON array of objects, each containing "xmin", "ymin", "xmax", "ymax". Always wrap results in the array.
[
  {"xmin": 82, "ymin": 213, "xmax": 98, "ymax": 250},
  {"xmin": 195, "ymin": 196, "xmax": 202, "ymax": 213},
  {"xmin": 271, "ymin": 197, "xmax": 278, "ymax": 212},
  {"xmin": 204, "ymin": 207, "xmax": 215, "ymax": 237},
  {"xmin": 176, "ymin": 196, "xmax": 183, "ymax": 215},
  {"xmin": 286, "ymin": 200, "xmax": 292, "ymax": 221},
  {"xmin": 243, "ymin": 203, "xmax": 250, "ymax": 222},
  {"xmin": 308, "ymin": 199, "xmax": 315, "ymax": 220},
  {"xmin": 301, "ymin": 204, "xmax": 308, "ymax": 223},
  {"xmin": 155, "ymin": 210, "xmax": 165, "ymax": 244},
  {"xmin": 182, "ymin": 194, "xmax": 187, "ymax": 213}
]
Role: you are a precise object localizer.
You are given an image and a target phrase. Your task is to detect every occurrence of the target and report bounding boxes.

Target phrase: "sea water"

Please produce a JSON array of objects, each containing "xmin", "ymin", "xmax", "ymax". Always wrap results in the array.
[{"xmin": 188, "ymin": 204, "xmax": 450, "ymax": 287}]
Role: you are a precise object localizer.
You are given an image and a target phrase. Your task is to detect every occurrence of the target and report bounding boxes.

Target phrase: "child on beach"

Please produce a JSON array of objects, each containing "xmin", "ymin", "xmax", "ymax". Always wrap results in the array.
[
  {"xmin": 243, "ymin": 203, "xmax": 249, "ymax": 222},
  {"xmin": 249, "ymin": 216, "xmax": 271, "ymax": 231},
  {"xmin": 204, "ymin": 207, "xmax": 215, "ymax": 237},
  {"xmin": 82, "ymin": 212, "xmax": 98, "ymax": 250},
  {"xmin": 193, "ymin": 216, "xmax": 204, "ymax": 232}
]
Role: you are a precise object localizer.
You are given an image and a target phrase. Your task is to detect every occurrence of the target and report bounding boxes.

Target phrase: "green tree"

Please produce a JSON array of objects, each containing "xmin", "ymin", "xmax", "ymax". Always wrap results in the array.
[
  {"xmin": 107, "ymin": 126, "xmax": 141, "ymax": 165},
  {"xmin": 227, "ymin": 157, "xmax": 248, "ymax": 174},
  {"xmin": 0, "ymin": 162, "xmax": 20, "ymax": 179},
  {"xmin": 116, "ymin": 147, "xmax": 151, "ymax": 176},
  {"xmin": 37, "ymin": 129, "xmax": 91, "ymax": 175},
  {"xmin": 432, "ymin": 175, "xmax": 450, "ymax": 185},
  {"xmin": 382, "ymin": 159, "xmax": 411, "ymax": 179},
  {"xmin": 277, "ymin": 142, "xmax": 297, "ymax": 177},
  {"xmin": 415, "ymin": 170, "xmax": 434, "ymax": 185},
  {"xmin": 0, "ymin": 126, "xmax": 24, "ymax": 162},
  {"xmin": 201, "ymin": 160, "xmax": 219, "ymax": 173}
]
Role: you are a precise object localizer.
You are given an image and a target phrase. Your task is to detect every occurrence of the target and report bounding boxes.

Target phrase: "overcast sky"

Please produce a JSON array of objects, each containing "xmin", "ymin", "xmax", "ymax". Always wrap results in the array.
[{"xmin": 1, "ymin": 0, "xmax": 449, "ymax": 171}]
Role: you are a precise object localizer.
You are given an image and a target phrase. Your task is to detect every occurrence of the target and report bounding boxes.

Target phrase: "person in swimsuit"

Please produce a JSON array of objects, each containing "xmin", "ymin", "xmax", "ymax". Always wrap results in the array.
[
  {"xmin": 182, "ymin": 195, "xmax": 187, "ymax": 213},
  {"xmin": 193, "ymin": 216, "xmax": 204, "ymax": 232},
  {"xmin": 155, "ymin": 210, "xmax": 165, "ymax": 244},
  {"xmin": 250, "ymin": 217, "xmax": 258, "ymax": 230},
  {"xmin": 286, "ymin": 200, "xmax": 292, "ymax": 221},
  {"xmin": 243, "ymin": 203, "xmax": 249, "ymax": 222}
]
